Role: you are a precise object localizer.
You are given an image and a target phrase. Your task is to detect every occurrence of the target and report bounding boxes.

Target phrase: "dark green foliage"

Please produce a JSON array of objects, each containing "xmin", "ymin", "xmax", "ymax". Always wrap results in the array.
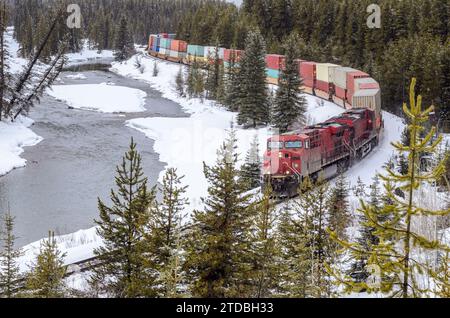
[
  {"xmin": 272, "ymin": 33, "xmax": 307, "ymax": 133},
  {"xmin": 240, "ymin": 135, "xmax": 262, "ymax": 191},
  {"xmin": 26, "ymin": 232, "xmax": 67, "ymax": 298},
  {"xmin": 237, "ymin": 29, "xmax": 269, "ymax": 128},
  {"xmin": 0, "ymin": 211, "xmax": 22, "ymax": 298},
  {"xmin": 90, "ymin": 139, "xmax": 158, "ymax": 298},
  {"xmin": 185, "ymin": 129, "xmax": 255, "ymax": 298},
  {"xmin": 328, "ymin": 174, "xmax": 350, "ymax": 242},
  {"xmin": 114, "ymin": 17, "xmax": 135, "ymax": 61}
]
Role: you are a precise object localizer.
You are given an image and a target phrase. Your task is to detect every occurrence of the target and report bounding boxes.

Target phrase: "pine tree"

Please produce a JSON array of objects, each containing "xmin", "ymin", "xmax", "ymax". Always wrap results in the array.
[
  {"xmin": 175, "ymin": 67, "xmax": 185, "ymax": 97},
  {"xmin": 152, "ymin": 168, "xmax": 188, "ymax": 297},
  {"xmin": 237, "ymin": 29, "xmax": 269, "ymax": 128},
  {"xmin": 205, "ymin": 46, "xmax": 222, "ymax": 100},
  {"xmin": 185, "ymin": 129, "xmax": 255, "ymax": 298},
  {"xmin": 158, "ymin": 229, "xmax": 185, "ymax": 298},
  {"xmin": 90, "ymin": 139, "xmax": 158, "ymax": 298},
  {"xmin": 329, "ymin": 78, "xmax": 450, "ymax": 298},
  {"xmin": 26, "ymin": 232, "xmax": 67, "ymax": 298},
  {"xmin": 153, "ymin": 61, "xmax": 159, "ymax": 77},
  {"xmin": 271, "ymin": 33, "xmax": 307, "ymax": 133},
  {"xmin": 0, "ymin": 211, "xmax": 22, "ymax": 298},
  {"xmin": 223, "ymin": 49, "xmax": 241, "ymax": 111},
  {"xmin": 240, "ymin": 135, "xmax": 262, "ymax": 191},
  {"xmin": 353, "ymin": 177, "xmax": 366, "ymax": 197},
  {"xmin": 250, "ymin": 186, "xmax": 281, "ymax": 297},
  {"xmin": 114, "ymin": 17, "xmax": 134, "ymax": 62},
  {"xmin": 328, "ymin": 174, "xmax": 350, "ymax": 243}
]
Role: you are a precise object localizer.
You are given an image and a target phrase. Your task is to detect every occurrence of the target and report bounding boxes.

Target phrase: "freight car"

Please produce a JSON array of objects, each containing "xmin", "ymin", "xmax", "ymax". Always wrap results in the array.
[{"xmin": 263, "ymin": 108, "xmax": 380, "ymax": 197}]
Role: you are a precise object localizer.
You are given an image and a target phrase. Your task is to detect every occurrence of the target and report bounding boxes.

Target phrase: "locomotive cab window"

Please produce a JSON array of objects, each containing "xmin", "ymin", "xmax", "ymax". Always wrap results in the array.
[
  {"xmin": 285, "ymin": 141, "xmax": 303, "ymax": 149},
  {"xmin": 268, "ymin": 141, "xmax": 284, "ymax": 150}
]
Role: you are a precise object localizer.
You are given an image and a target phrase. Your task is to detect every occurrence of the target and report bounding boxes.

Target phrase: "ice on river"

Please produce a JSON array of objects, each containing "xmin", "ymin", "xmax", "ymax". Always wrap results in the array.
[{"xmin": 46, "ymin": 83, "xmax": 147, "ymax": 113}]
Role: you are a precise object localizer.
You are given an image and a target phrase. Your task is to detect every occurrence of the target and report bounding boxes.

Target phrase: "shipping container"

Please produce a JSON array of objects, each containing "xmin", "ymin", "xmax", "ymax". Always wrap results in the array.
[
  {"xmin": 299, "ymin": 61, "xmax": 316, "ymax": 88},
  {"xmin": 354, "ymin": 78, "xmax": 380, "ymax": 90},
  {"xmin": 347, "ymin": 71, "xmax": 369, "ymax": 92},
  {"xmin": 159, "ymin": 48, "xmax": 167, "ymax": 56},
  {"xmin": 334, "ymin": 67, "xmax": 357, "ymax": 89},
  {"xmin": 169, "ymin": 50, "xmax": 186, "ymax": 59},
  {"xmin": 316, "ymin": 80, "xmax": 331, "ymax": 93},
  {"xmin": 352, "ymin": 88, "xmax": 381, "ymax": 116},
  {"xmin": 316, "ymin": 63, "xmax": 339, "ymax": 83},
  {"xmin": 205, "ymin": 46, "xmax": 226, "ymax": 60},
  {"xmin": 335, "ymin": 86, "xmax": 346, "ymax": 100},
  {"xmin": 224, "ymin": 61, "xmax": 240, "ymax": 69},
  {"xmin": 224, "ymin": 49, "xmax": 244, "ymax": 62},
  {"xmin": 187, "ymin": 45, "xmax": 205, "ymax": 57},
  {"xmin": 170, "ymin": 40, "xmax": 188, "ymax": 53},
  {"xmin": 266, "ymin": 68, "xmax": 280, "ymax": 79},
  {"xmin": 267, "ymin": 77, "xmax": 279, "ymax": 85},
  {"xmin": 168, "ymin": 33, "xmax": 176, "ymax": 39},
  {"xmin": 160, "ymin": 38, "xmax": 172, "ymax": 49},
  {"xmin": 160, "ymin": 33, "xmax": 169, "ymax": 39},
  {"xmin": 265, "ymin": 54, "xmax": 285, "ymax": 70}
]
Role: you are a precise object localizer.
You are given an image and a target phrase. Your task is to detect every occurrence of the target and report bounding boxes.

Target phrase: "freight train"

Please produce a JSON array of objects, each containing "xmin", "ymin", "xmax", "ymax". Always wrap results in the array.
[{"xmin": 148, "ymin": 33, "xmax": 384, "ymax": 197}]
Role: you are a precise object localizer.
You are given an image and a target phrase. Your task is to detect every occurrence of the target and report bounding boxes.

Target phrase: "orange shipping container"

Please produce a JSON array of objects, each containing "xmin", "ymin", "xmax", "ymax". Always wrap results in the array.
[{"xmin": 170, "ymin": 40, "xmax": 188, "ymax": 53}]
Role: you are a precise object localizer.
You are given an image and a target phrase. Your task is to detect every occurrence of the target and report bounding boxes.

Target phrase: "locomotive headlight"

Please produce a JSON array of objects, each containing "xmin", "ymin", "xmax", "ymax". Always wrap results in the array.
[
  {"xmin": 278, "ymin": 152, "xmax": 283, "ymax": 158},
  {"xmin": 286, "ymin": 170, "xmax": 290, "ymax": 175},
  {"xmin": 294, "ymin": 163, "xmax": 299, "ymax": 168}
]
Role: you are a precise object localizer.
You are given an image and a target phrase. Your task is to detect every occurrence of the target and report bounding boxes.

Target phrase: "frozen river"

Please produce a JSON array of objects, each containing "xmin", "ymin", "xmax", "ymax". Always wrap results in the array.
[{"xmin": 0, "ymin": 61, "xmax": 187, "ymax": 247}]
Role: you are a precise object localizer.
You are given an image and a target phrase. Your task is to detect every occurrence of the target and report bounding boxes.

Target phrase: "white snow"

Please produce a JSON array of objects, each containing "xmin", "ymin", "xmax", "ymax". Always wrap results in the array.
[
  {"xmin": 65, "ymin": 40, "xmax": 114, "ymax": 66},
  {"xmin": 46, "ymin": 83, "xmax": 147, "ymax": 113},
  {"xmin": 0, "ymin": 116, "xmax": 43, "ymax": 176},
  {"xmin": 65, "ymin": 73, "xmax": 87, "ymax": 80}
]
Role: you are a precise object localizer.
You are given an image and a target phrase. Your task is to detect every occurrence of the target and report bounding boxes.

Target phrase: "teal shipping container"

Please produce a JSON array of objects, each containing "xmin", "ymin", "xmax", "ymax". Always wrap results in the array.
[
  {"xmin": 266, "ymin": 68, "xmax": 280, "ymax": 79},
  {"xmin": 160, "ymin": 38, "xmax": 172, "ymax": 49},
  {"xmin": 187, "ymin": 45, "xmax": 205, "ymax": 57}
]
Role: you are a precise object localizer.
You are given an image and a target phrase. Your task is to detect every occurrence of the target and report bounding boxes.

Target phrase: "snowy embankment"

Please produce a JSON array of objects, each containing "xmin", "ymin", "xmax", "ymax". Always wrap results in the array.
[
  {"xmin": 64, "ymin": 40, "xmax": 114, "ymax": 66},
  {"xmin": 46, "ymin": 83, "xmax": 147, "ymax": 113},
  {"xmin": 0, "ymin": 28, "xmax": 43, "ymax": 176}
]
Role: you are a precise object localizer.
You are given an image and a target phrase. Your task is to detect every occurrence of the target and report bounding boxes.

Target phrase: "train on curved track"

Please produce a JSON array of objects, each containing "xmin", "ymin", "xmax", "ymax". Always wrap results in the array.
[{"xmin": 147, "ymin": 33, "xmax": 384, "ymax": 197}]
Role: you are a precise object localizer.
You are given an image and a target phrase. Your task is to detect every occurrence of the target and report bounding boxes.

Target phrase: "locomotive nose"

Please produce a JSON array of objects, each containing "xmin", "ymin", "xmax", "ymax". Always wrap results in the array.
[{"xmin": 264, "ymin": 150, "xmax": 297, "ymax": 176}]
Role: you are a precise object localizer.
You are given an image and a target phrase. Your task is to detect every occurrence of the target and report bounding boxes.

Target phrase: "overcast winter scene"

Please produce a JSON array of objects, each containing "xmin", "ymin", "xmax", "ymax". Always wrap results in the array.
[{"xmin": 0, "ymin": 0, "xmax": 449, "ymax": 302}]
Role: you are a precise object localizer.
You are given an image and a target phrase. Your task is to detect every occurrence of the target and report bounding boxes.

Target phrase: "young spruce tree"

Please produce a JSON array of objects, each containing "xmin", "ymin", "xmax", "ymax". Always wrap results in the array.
[
  {"xmin": 90, "ymin": 139, "xmax": 158, "ymax": 298},
  {"xmin": 240, "ymin": 135, "xmax": 262, "ymax": 191},
  {"xmin": 185, "ymin": 129, "xmax": 254, "ymax": 298},
  {"xmin": 0, "ymin": 211, "xmax": 22, "ymax": 298},
  {"xmin": 237, "ymin": 29, "xmax": 269, "ymax": 128},
  {"xmin": 272, "ymin": 33, "xmax": 307, "ymax": 133},
  {"xmin": 114, "ymin": 17, "xmax": 134, "ymax": 62},
  {"xmin": 329, "ymin": 78, "xmax": 450, "ymax": 298}
]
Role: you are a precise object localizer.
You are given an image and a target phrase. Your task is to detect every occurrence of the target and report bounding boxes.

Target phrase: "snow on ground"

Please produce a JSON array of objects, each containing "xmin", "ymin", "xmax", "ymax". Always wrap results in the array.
[
  {"xmin": 46, "ymin": 83, "xmax": 147, "ymax": 113},
  {"xmin": 0, "ymin": 116, "xmax": 43, "ymax": 176},
  {"xmin": 65, "ymin": 73, "xmax": 87, "ymax": 80},
  {"xmin": 0, "ymin": 28, "xmax": 43, "ymax": 177},
  {"xmin": 65, "ymin": 40, "xmax": 114, "ymax": 66}
]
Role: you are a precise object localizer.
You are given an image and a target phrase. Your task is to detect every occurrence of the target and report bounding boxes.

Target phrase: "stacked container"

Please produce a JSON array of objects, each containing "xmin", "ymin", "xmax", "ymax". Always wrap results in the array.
[
  {"xmin": 187, "ymin": 45, "xmax": 206, "ymax": 63},
  {"xmin": 316, "ymin": 63, "xmax": 339, "ymax": 99},
  {"xmin": 265, "ymin": 54, "xmax": 285, "ymax": 84},
  {"xmin": 299, "ymin": 61, "xmax": 316, "ymax": 94},
  {"xmin": 166, "ymin": 40, "xmax": 187, "ymax": 61},
  {"xmin": 205, "ymin": 46, "xmax": 226, "ymax": 60},
  {"xmin": 224, "ymin": 49, "xmax": 244, "ymax": 67},
  {"xmin": 347, "ymin": 76, "xmax": 377, "ymax": 107}
]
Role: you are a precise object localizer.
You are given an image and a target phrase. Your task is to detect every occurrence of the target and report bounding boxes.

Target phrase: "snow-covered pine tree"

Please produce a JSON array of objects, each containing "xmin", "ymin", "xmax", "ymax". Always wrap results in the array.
[
  {"xmin": 205, "ymin": 46, "xmax": 222, "ymax": 100},
  {"xmin": 237, "ymin": 29, "xmax": 269, "ymax": 128},
  {"xmin": 114, "ymin": 17, "xmax": 135, "ymax": 62},
  {"xmin": 328, "ymin": 173, "xmax": 351, "ymax": 243},
  {"xmin": 329, "ymin": 78, "xmax": 450, "ymax": 298},
  {"xmin": 185, "ymin": 129, "xmax": 255, "ymax": 298},
  {"xmin": 151, "ymin": 167, "xmax": 188, "ymax": 297},
  {"xmin": 240, "ymin": 135, "xmax": 262, "ymax": 191},
  {"xmin": 26, "ymin": 232, "xmax": 67, "ymax": 298},
  {"xmin": 0, "ymin": 211, "xmax": 22, "ymax": 298},
  {"xmin": 271, "ymin": 33, "xmax": 307, "ymax": 133},
  {"xmin": 250, "ymin": 186, "xmax": 281, "ymax": 297},
  {"xmin": 175, "ymin": 67, "xmax": 185, "ymax": 97},
  {"xmin": 90, "ymin": 139, "xmax": 158, "ymax": 298}
]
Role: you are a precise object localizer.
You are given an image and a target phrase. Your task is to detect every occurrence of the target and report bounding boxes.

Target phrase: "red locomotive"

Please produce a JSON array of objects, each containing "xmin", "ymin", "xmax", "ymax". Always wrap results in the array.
[{"xmin": 263, "ymin": 108, "xmax": 382, "ymax": 197}]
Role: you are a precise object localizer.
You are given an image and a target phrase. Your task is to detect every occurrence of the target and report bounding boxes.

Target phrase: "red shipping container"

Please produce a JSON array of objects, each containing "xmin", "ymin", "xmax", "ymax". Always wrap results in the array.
[
  {"xmin": 300, "ymin": 61, "xmax": 316, "ymax": 88},
  {"xmin": 161, "ymin": 33, "xmax": 169, "ymax": 39},
  {"xmin": 224, "ymin": 49, "xmax": 244, "ymax": 62},
  {"xmin": 316, "ymin": 80, "xmax": 330, "ymax": 93},
  {"xmin": 265, "ymin": 54, "xmax": 285, "ymax": 70},
  {"xmin": 347, "ymin": 71, "xmax": 369, "ymax": 93},
  {"xmin": 170, "ymin": 40, "xmax": 188, "ymax": 52},
  {"xmin": 335, "ymin": 86, "xmax": 346, "ymax": 100}
]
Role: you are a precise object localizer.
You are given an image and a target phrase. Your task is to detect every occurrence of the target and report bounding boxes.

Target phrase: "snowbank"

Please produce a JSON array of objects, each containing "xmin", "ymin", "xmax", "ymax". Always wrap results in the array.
[
  {"xmin": 65, "ymin": 73, "xmax": 87, "ymax": 80},
  {"xmin": 46, "ymin": 83, "xmax": 147, "ymax": 113},
  {"xmin": 65, "ymin": 41, "xmax": 114, "ymax": 65},
  {"xmin": 0, "ymin": 117, "xmax": 43, "ymax": 176}
]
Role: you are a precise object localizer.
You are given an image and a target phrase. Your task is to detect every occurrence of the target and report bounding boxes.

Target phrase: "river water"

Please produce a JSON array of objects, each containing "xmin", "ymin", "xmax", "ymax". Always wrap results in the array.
[{"xmin": 0, "ymin": 60, "xmax": 187, "ymax": 247}]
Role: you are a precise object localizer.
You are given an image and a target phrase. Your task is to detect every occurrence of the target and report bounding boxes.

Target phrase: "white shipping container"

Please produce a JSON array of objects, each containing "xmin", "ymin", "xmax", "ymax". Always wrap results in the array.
[
  {"xmin": 159, "ymin": 48, "xmax": 167, "ymax": 55},
  {"xmin": 333, "ymin": 67, "xmax": 357, "ymax": 89},
  {"xmin": 169, "ymin": 50, "xmax": 186, "ymax": 59},
  {"xmin": 316, "ymin": 63, "xmax": 339, "ymax": 83},
  {"xmin": 352, "ymin": 89, "xmax": 381, "ymax": 115},
  {"xmin": 205, "ymin": 46, "xmax": 225, "ymax": 59}
]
